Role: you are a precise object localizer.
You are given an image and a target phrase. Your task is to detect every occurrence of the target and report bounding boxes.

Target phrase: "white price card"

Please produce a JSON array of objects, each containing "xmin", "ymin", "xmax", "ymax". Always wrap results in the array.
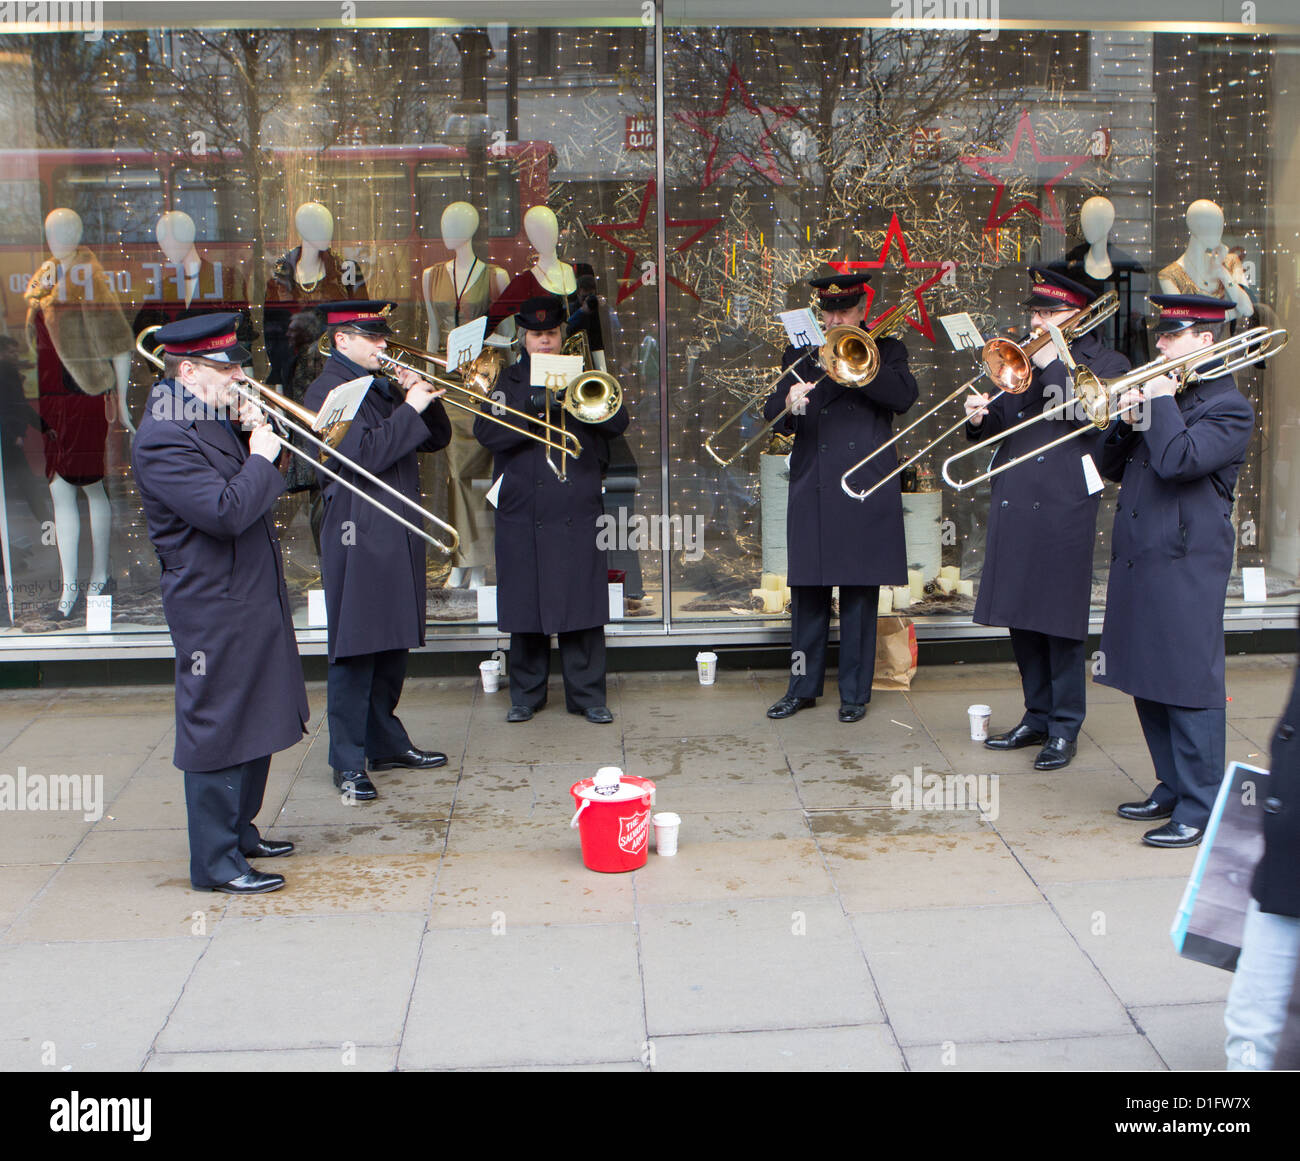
[
  {"xmin": 938, "ymin": 313, "xmax": 985, "ymax": 353},
  {"xmin": 1241, "ymin": 567, "xmax": 1268, "ymax": 603},
  {"xmin": 307, "ymin": 589, "xmax": 328, "ymax": 627},
  {"xmin": 608, "ymin": 582, "xmax": 625, "ymax": 621},
  {"xmin": 86, "ymin": 595, "xmax": 112, "ymax": 632},
  {"xmin": 446, "ymin": 316, "xmax": 488, "ymax": 372},
  {"xmin": 476, "ymin": 585, "xmax": 499, "ymax": 624},
  {"xmin": 778, "ymin": 308, "xmax": 824, "ymax": 350}
]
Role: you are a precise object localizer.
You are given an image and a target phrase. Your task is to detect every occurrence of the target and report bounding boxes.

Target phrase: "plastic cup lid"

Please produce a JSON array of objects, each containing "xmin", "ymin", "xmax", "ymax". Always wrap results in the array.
[{"xmin": 652, "ymin": 811, "xmax": 681, "ymax": 826}]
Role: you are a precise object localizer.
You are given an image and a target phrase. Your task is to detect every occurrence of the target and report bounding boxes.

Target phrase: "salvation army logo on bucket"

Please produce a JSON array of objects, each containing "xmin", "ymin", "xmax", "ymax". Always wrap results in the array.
[{"xmin": 618, "ymin": 809, "xmax": 651, "ymax": 854}]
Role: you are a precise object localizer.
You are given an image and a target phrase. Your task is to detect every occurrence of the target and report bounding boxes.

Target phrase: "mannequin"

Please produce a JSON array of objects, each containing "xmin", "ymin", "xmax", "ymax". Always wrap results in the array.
[
  {"xmin": 135, "ymin": 210, "xmax": 250, "ymax": 345},
  {"xmin": 264, "ymin": 202, "xmax": 368, "ymax": 385},
  {"xmin": 485, "ymin": 205, "xmax": 607, "ymax": 370},
  {"xmin": 1079, "ymin": 196, "xmax": 1115, "ymax": 282},
  {"xmin": 24, "ymin": 208, "xmax": 134, "ymax": 619},
  {"xmin": 423, "ymin": 202, "xmax": 510, "ymax": 589},
  {"xmin": 1159, "ymin": 199, "xmax": 1254, "ymax": 321}
]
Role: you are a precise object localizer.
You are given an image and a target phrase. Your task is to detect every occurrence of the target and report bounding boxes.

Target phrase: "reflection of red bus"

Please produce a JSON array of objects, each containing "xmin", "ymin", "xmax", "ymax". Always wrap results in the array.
[{"xmin": 0, "ymin": 141, "xmax": 553, "ymax": 333}]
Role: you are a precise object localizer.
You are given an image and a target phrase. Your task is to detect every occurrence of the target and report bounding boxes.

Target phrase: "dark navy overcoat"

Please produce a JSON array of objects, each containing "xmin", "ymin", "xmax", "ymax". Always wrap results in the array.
[
  {"xmin": 761, "ymin": 336, "xmax": 917, "ymax": 587},
  {"xmin": 474, "ymin": 355, "xmax": 629, "ymax": 635},
  {"xmin": 304, "ymin": 351, "xmax": 451, "ymax": 661},
  {"xmin": 1095, "ymin": 372, "xmax": 1254, "ymax": 708},
  {"xmin": 965, "ymin": 330, "xmax": 1130, "ymax": 640},
  {"xmin": 132, "ymin": 379, "xmax": 309, "ymax": 771}
]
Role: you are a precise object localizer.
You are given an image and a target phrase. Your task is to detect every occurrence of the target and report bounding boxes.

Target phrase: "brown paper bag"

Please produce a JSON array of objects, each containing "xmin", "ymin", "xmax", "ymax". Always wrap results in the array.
[{"xmin": 872, "ymin": 615, "xmax": 918, "ymax": 690}]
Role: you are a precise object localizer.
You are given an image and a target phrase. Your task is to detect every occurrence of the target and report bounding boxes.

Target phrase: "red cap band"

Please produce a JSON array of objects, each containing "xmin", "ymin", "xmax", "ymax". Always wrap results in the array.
[
  {"xmin": 164, "ymin": 331, "xmax": 238, "ymax": 355},
  {"xmin": 1031, "ymin": 282, "xmax": 1086, "ymax": 307},
  {"xmin": 1160, "ymin": 304, "xmax": 1226, "ymax": 321},
  {"xmin": 325, "ymin": 308, "xmax": 387, "ymax": 326}
]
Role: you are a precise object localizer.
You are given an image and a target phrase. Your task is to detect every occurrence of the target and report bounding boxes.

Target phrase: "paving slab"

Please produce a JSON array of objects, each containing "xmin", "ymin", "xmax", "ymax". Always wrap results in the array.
[
  {"xmin": 631, "ymin": 838, "xmax": 835, "ymax": 905},
  {"xmin": 640, "ymin": 897, "xmax": 881, "ymax": 1036},
  {"xmin": 650, "ymin": 1024, "xmax": 904, "ymax": 1071},
  {"xmin": 0, "ymin": 938, "xmax": 205, "ymax": 1071},
  {"xmin": 1043, "ymin": 879, "xmax": 1233, "ymax": 1007},
  {"xmin": 399, "ymin": 923, "xmax": 643, "ymax": 1069},
  {"xmin": 1131, "ymin": 1001, "xmax": 1229, "ymax": 1071},
  {"xmin": 145, "ymin": 1045, "xmax": 400, "ymax": 1071},
  {"xmin": 4, "ymin": 860, "xmax": 227, "ymax": 942},
  {"xmin": 902, "ymin": 1033, "xmax": 1165, "ymax": 1071},
  {"xmin": 854, "ymin": 903, "xmax": 1133, "ymax": 1046},
  {"xmin": 156, "ymin": 913, "xmax": 426, "ymax": 1052}
]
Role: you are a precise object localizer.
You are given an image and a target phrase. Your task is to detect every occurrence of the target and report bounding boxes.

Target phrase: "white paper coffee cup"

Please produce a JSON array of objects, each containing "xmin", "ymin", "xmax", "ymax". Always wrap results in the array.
[
  {"xmin": 653, "ymin": 811, "xmax": 681, "ymax": 855},
  {"xmin": 968, "ymin": 704, "xmax": 992, "ymax": 741},
  {"xmin": 479, "ymin": 659, "xmax": 500, "ymax": 692},
  {"xmin": 695, "ymin": 651, "xmax": 717, "ymax": 685}
]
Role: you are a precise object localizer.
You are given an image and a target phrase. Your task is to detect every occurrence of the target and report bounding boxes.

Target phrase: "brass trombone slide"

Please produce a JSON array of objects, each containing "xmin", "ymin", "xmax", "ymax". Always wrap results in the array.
[
  {"xmin": 939, "ymin": 325, "xmax": 1289, "ymax": 492},
  {"xmin": 704, "ymin": 302, "xmax": 911, "ymax": 469},
  {"xmin": 134, "ymin": 326, "xmax": 459, "ymax": 554},
  {"xmin": 373, "ymin": 341, "xmax": 583, "ymax": 479},
  {"xmin": 839, "ymin": 291, "xmax": 1118, "ymax": 501}
]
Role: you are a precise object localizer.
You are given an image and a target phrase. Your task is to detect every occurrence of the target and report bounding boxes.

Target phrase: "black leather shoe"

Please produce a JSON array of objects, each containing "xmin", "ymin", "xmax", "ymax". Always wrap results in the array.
[
  {"xmin": 242, "ymin": 838, "xmax": 295, "ymax": 858},
  {"xmin": 582, "ymin": 706, "xmax": 614, "ymax": 724},
  {"xmin": 1116, "ymin": 797, "xmax": 1174, "ymax": 822},
  {"xmin": 767, "ymin": 695, "xmax": 816, "ymax": 719},
  {"xmin": 838, "ymin": 703, "xmax": 866, "ymax": 723},
  {"xmin": 369, "ymin": 748, "xmax": 447, "ymax": 770},
  {"xmin": 1033, "ymin": 737, "xmax": 1077, "ymax": 770},
  {"xmin": 983, "ymin": 723, "xmax": 1047, "ymax": 751},
  {"xmin": 507, "ymin": 705, "xmax": 534, "ymax": 722},
  {"xmin": 203, "ymin": 870, "xmax": 285, "ymax": 894},
  {"xmin": 1141, "ymin": 821, "xmax": 1203, "ymax": 848},
  {"xmin": 333, "ymin": 769, "xmax": 377, "ymax": 801}
]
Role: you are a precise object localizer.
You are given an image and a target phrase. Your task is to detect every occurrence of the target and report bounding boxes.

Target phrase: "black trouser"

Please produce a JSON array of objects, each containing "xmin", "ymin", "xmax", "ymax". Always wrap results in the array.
[
  {"xmin": 1009, "ymin": 628, "xmax": 1087, "ymax": 742},
  {"xmin": 786, "ymin": 585, "xmax": 879, "ymax": 706},
  {"xmin": 327, "ymin": 648, "xmax": 414, "ymax": 771},
  {"xmin": 1133, "ymin": 697, "xmax": 1226, "ymax": 830},
  {"xmin": 509, "ymin": 626, "xmax": 607, "ymax": 712},
  {"xmin": 183, "ymin": 755, "xmax": 271, "ymax": 888}
]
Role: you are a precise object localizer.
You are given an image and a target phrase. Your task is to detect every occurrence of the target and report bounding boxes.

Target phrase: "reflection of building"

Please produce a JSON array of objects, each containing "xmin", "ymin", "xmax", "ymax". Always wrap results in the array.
[{"xmin": 0, "ymin": 10, "xmax": 1297, "ymax": 656}]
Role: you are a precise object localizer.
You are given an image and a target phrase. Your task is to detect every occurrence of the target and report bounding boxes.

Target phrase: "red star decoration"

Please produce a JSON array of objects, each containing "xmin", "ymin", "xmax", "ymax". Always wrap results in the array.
[
  {"xmin": 830, "ymin": 214, "xmax": 946, "ymax": 343},
  {"xmin": 960, "ymin": 110, "xmax": 1090, "ymax": 235},
  {"xmin": 674, "ymin": 62, "xmax": 800, "ymax": 191},
  {"xmin": 586, "ymin": 180, "xmax": 722, "ymax": 305}
]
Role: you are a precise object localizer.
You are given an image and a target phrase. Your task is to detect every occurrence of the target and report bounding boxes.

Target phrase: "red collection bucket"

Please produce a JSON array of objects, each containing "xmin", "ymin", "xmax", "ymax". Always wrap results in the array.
[{"xmin": 569, "ymin": 774, "xmax": 657, "ymax": 872}]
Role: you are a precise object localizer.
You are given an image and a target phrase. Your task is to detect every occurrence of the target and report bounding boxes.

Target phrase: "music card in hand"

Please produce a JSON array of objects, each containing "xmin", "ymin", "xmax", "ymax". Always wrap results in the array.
[
  {"xmin": 530, "ymin": 354, "xmax": 584, "ymax": 389},
  {"xmin": 779, "ymin": 308, "xmax": 825, "ymax": 350},
  {"xmin": 447, "ymin": 316, "xmax": 488, "ymax": 371},
  {"xmin": 312, "ymin": 376, "xmax": 372, "ymax": 433}
]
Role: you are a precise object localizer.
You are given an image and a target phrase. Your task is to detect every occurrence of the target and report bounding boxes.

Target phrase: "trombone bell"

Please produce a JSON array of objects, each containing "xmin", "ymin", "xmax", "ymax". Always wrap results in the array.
[{"xmin": 562, "ymin": 370, "xmax": 622, "ymax": 424}]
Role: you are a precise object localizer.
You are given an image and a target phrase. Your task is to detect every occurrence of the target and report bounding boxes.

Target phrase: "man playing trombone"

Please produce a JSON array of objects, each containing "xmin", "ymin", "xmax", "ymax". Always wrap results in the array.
[
  {"xmin": 964, "ymin": 268, "xmax": 1129, "ymax": 770},
  {"xmin": 1097, "ymin": 294, "xmax": 1256, "ymax": 847},
  {"xmin": 132, "ymin": 313, "xmax": 308, "ymax": 894},
  {"xmin": 474, "ymin": 294, "xmax": 628, "ymax": 724},
  {"xmin": 305, "ymin": 301, "xmax": 452, "ymax": 802},
  {"xmin": 763, "ymin": 271, "xmax": 918, "ymax": 723}
]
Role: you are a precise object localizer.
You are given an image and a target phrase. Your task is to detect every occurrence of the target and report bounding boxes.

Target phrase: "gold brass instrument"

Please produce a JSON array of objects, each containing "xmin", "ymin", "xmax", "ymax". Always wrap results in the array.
[
  {"xmin": 704, "ymin": 302, "xmax": 911, "ymax": 469},
  {"xmin": 940, "ymin": 324, "xmax": 1289, "ymax": 492},
  {"xmin": 839, "ymin": 291, "xmax": 1118, "ymax": 501},
  {"xmin": 371, "ymin": 339, "xmax": 584, "ymax": 478},
  {"xmin": 528, "ymin": 329, "xmax": 623, "ymax": 481},
  {"xmin": 134, "ymin": 326, "xmax": 460, "ymax": 554}
]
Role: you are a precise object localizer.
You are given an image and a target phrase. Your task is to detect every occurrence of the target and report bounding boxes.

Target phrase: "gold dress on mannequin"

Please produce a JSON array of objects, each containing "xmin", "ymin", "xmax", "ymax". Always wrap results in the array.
[{"xmin": 426, "ymin": 259, "xmax": 507, "ymax": 571}]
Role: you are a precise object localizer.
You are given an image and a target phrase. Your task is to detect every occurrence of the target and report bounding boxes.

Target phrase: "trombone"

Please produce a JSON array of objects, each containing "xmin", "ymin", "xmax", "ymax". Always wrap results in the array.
[
  {"xmin": 704, "ymin": 302, "xmax": 911, "ymax": 469},
  {"xmin": 372, "ymin": 339, "xmax": 584, "ymax": 480},
  {"xmin": 539, "ymin": 329, "xmax": 624, "ymax": 481},
  {"xmin": 134, "ymin": 326, "xmax": 459, "ymax": 554},
  {"xmin": 840, "ymin": 291, "xmax": 1118, "ymax": 501},
  {"xmin": 939, "ymin": 324, "xmax": 1289, "ymax": 492}
]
